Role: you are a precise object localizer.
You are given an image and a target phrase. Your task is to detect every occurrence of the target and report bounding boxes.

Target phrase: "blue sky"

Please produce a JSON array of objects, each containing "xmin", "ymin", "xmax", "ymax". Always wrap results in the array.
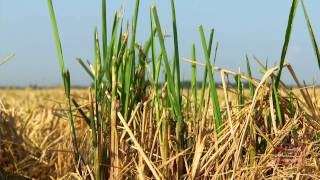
[{"xmin": 0, "ymin": 0, "xmax": 319, "ymax": 86}]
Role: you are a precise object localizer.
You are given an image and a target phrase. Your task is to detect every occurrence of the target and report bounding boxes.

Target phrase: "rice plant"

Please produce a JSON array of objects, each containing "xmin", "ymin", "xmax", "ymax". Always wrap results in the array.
[{"xmin": 36, "ymin": 0, "xmax": 320, "ymax": 179}]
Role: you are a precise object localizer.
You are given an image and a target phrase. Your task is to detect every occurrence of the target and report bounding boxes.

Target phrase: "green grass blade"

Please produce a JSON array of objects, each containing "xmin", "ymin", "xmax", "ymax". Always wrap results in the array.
[
  {"xmin": 118, "ymin": 33, "xmax": 129, "ymax": 99},
  {"xmin": 246, "ymin": 55, "xmax": 255, "ymax": 97},
  {"xmin": 88, "ymin": 88, "xmax": 99, "ymax": 179},
  {"xmin": 272, "ymin": 83, "xmax": 283, "ymax": 124},
  {"xmin": 48, "ymin": 2, "xmax": 81, "ymax": 168},
  {"xmin": 170, "ymin": 0, "xmax": 182, "ymax": 106},
  {"xmin": 103, "ymin": 13, "xmax": 119, "ymax": 88},
  {"xmin": 142, "ymin": 28, "xmax": 156, "ymax": 57},
  {"xmin": 94, "ymin": 26, "xmax": 105, "ymax": 179},
  {"xmin": 48, "ymin": 0, "xmax": 65, "ymax": 77},
  {"xmin": 265, "ymin": 57, "xmax": 269, "ymax": 70},
  {"xmin": 77, "ymin": 58, "xmax": 94, "ymax": 80},
  {"xmin": 64, "ymin": 69, "xmax": 81, "ymax": 173},
  {"xmin": 289, "ymin": 90, "xmax": 295, "ymax": 118},
  {"xmin": 116, "ymin": 30, "xmax": 129, "ymax": 66},
  {"xmin": 301, "ymin": 0, "xmax": 320, "ymax": 70},
  {"xmin": 94, "ymin": 29, "xmax": 103, "ymax": 101},
  {"xmin": 208, "ymin": 29, "xmax": 215, "ymax": 59},
  {"xmin": 200, "ymin": 28, "xmax": 214, "ymax": 112},
  {"xmin": 154, "ymin": 53, "xmax": 163, "ymax": 86},
  {"xmin": 152, "ymin": 6, "xmax": 181, "ymax": 121},
  {"xmin": 150, "ymin": 9, "xmax": 157, "ymax": 81},
  {"xmin": 72, "ymin": 98, "xmax": 91, "ymax": 126},
  {"xmin": 102, "ymin": 0, "xmax": 110, "ymax": 86},
  {"xmin": 109, "ymin": 13, "xmax": 119, "ymax": 66},
  {"xmin": 102, "ymin": 0, "xmax": 107, "ymax": 69},
  {"xmin": 213, "ymin": 42, "xmax": 219, "ymax": 65},
  {"xmin": 199, "ymin": 25, "xmax": 222, "ymax": 133},
  {"xmin": 88, "ymin": 88, "xmax": 97, "ymax": 147},
  {"xmin": 235, "ymin": 75, "xmax": 244, "ymax": 107},
  {"xmin": 123, "ymin": 0, "xmax": 140, "ymax": 121},
  {"xmin": 186, "ymin": 88, "xmax": 191, "ymax": 114},
  {"xmin": 275, "ymin": 0, "xmax": 298, "ymax": 89},
  {"xmin": 152, "ymin": 8, "xmax": 185, "ymax": 175},
  {"xmin": 116, "ymin": 22, "xmax": 124, "ymax": 58},
  {"xmin": 191, "ymin": 44, "xmax": 197, "ymax": 113}
]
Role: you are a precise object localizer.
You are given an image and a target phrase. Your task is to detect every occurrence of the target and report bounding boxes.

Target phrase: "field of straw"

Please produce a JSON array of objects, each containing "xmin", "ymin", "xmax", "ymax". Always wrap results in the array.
[
  {"xmin": 0, "ymin": 89, "xmax": 88, "ymax": 179},
  {"xmin": 1, "ymin": 0, "xmax": 320, "ymax": 179},
  {"xmin": 1, "ymin": 86, "xmax": 319, "ymax": 179}
]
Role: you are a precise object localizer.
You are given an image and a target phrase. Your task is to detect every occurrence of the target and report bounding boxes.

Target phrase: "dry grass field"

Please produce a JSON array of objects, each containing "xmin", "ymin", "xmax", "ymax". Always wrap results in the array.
[
  {"xmin": 0, "ymin": 87, "xmax": 319, "ymax": 179},
  {"xmin": 1, "ymin": 0, "xmax": 320, "ymax": 179},
  {"xmin": 0, "ymin": 88, "xmax": 89, "ymax": 179}
]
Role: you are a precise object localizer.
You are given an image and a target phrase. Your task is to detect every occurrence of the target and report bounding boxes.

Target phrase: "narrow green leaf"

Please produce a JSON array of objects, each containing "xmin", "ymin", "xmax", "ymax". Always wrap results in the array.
[
  {"xmin": 102, "ymin": 0, "xmax": 107, "ymax": 65},
  {"xmin": 72, "ymin": 98, "xmax": 91, "ymax": 126},
  {"xmin": 199, "ymin": 25, "xmax": 222, "ymax": 133},
  {"xmin": 152, "ymin": 6, "xmax": 181, "ymax": 121},
  {"xmin": 104, "ymin": 13, "xmax": 119, "ymax": 88},
  {"xmin": 191, "ymin": 44, "xmax": 197, "ymax": 113},
  {"xmin": 235, "ymin": 74, "xmax": 244, "ymax": 107},
  {"xmin": 275, "ymin": 0, "xmax": 298, "ymax": 89},
  {"xmin": 150, "ymin": 9, "xmax": 157, "ymax": 81},
  {"xmin": 102, "ymin": 0, "xmax": 109, "ymax": 87},
  {"xmin": 301, "ymin": 0, "xmax": 320, "ymax": 70},
  {"xmin": 77, "ymin": 58, "xmax": 94, "ymax": 80},
  {"xmin": 123, "ymin": 0, "xmax": 140, "ymax": 121},
  {"xmin": 63, "ymin": 69, "xmax": 71, "ymax": 98},
  {"xmin": 48, "ymin": 0, "xmax": 65, "ymax": 77},
  {"xmin": 109, "ymin": 13, "xmax": 119, "ymax": 68},
  {"xmin": 200, "ymin": 28, "xmax": 215, "ymax": 112},
  {"xmin": 170, "ymin": 0, "xmax": 182, "ymax": 106},
  {"xmin": 246, "ymin": 55, "xmax": 255, "ymax": 97},
  {"xmin": 213, "ymin": 42, "xmax": 219, "ymax": 65},
  {"xmin": 116, "ymin": 22, "xmax": 124, "ymax": 58},
  {"xmin": 88, "ymin": 88, "xmax": 97, "ymax": 147},
  {"xmin": 272, "ymin": 83, "xmax": 283, "ymax": 124},
  {"xmin": 94, "ymin": 29, "xmax": 102, "ymax": 136},
  {"xmin": 48, "ymin": 1, "xmax": 81, "ymax": 170},
  {"xmin": 94, "ymin": 29, "xmax": 102, "ymax": 88},
  {"xmin": 208, "ymin": 29, "xmax": 215, "ymax": 58},
  {"xmin": 289, "ymin": 90, "xmax": 295, "ymax": 118},
  {"xmin": 154, "ymin": 53, "xmax": 163, "ymax": 86}
]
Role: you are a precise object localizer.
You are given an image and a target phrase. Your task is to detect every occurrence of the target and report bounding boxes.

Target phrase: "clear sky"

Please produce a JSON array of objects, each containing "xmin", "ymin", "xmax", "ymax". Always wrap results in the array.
[{"xmin": 1, "ymin": 0, "xmax": 319, "ymax": 86}]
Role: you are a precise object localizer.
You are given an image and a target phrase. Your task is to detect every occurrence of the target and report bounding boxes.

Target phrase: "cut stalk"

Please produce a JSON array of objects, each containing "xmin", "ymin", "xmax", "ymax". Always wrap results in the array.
[
  {"xmin": 110, "ymin": 56, "xmax": 120, "ymax": 179},
  {"xmin": 88, "ymin": 88, "xmax": 99, "ymax": 180}
]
